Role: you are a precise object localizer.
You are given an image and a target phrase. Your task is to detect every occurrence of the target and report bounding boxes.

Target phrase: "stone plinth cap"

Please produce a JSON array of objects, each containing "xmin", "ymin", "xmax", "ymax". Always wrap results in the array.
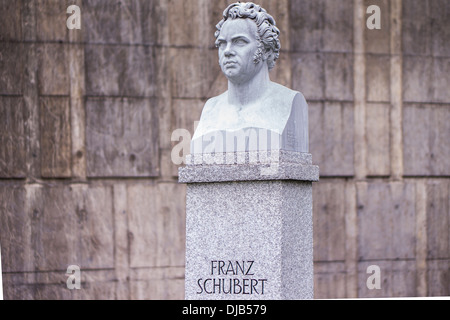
[{"xmin": 178, "ymin": 150, "xmax": 319, "ymax": 183}]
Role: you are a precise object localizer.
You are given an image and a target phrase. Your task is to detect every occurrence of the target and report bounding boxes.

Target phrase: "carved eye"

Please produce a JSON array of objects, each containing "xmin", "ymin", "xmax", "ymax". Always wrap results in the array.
[
  {"xmin": 234, "ymin": 38, "xmax": 247, "ymax": 45},
  {"xmin": 216, "ymin": 41, "xmax": 227, "ymax": 49}
]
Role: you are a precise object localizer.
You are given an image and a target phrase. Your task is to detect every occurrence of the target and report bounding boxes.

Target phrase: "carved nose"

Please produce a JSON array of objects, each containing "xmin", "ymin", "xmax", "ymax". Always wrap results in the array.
[{"xmin": 224, "ymin": 45, "xmax": 235, "ymax": 57}]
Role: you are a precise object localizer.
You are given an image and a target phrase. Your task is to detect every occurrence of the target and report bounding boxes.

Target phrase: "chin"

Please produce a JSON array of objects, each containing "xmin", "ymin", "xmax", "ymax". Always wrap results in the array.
[{"xmin": 223, "ymin": 69, "xmax": 240, "ymax": 78}]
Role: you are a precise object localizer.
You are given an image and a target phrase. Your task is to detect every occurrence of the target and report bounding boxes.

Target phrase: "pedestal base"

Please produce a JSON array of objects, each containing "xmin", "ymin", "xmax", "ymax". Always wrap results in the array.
[{"xmin": 179, "ymin": 151, "xmax": 318, "ymax": 300}]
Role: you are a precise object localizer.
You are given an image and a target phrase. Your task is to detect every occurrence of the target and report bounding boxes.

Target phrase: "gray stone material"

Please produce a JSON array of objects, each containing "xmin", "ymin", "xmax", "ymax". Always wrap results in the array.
[
  {"xmin": 186, "ymin": 150, "xmax": 313, "ymax": 165},
  {"xmin": 181, "ymin": 150, "xmax": 317, "ymax": 300},
  {"xmin": 191, "ymin": 2, "xmax": 309, "ymax": 154},
  {"xmin": 184, "ymin": 179, "xmax": 314, "ymax": 300},
  {"xmin": 179, "ymin": 152, "xmax": 319, "ymax": 184}
]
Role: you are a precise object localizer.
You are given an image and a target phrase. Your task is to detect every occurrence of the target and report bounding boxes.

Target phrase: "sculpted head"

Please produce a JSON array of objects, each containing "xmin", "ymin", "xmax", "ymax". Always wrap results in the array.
[{"xmin": 215, "ymin": 2, "xmax": 281, "ymax": 82}]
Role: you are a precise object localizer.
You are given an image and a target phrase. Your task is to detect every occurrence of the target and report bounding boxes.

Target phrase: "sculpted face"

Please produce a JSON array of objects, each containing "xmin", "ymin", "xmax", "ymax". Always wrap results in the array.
[{"xmin": 216, "ymin": 18, "xmax": 264, "ymax": 84}]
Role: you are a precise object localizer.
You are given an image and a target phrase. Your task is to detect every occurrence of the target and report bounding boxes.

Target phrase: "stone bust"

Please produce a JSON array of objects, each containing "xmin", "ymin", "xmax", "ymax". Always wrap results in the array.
[{"xmin": 191, "ymin": 2, "xmax": 308, "ymax": 154}]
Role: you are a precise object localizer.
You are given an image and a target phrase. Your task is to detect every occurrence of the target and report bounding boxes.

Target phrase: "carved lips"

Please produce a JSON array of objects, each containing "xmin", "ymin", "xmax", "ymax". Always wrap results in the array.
[{"xmin": 223, "ymin": 60, "xmax": 238, "ymax": 68}]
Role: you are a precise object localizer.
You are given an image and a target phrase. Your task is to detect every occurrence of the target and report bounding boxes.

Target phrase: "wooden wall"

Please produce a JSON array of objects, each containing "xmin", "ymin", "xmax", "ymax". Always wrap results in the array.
[{"xmin": 0, "ymin": 0, "xmax": 448, "ymax": 299}]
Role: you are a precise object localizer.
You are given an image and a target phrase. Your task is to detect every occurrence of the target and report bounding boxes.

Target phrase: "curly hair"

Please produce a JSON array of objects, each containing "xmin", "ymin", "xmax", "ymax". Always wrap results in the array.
[{"xmin": 215, "ymin": 2, "xmax": 281, "ymax": 70}]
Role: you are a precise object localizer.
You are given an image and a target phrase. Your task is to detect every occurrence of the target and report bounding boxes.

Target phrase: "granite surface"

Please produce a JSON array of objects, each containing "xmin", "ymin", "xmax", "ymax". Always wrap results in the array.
[
  {"xmin": 185, "ymin": 180, "xmax": 313, "ymax": 300},
  {"xmin": 182, "ymin": 150, "xmax": 316, "ymax": 300},
  {"xmin": 180, "ymin": 151, "xmax": 319, "ymax": 183}
]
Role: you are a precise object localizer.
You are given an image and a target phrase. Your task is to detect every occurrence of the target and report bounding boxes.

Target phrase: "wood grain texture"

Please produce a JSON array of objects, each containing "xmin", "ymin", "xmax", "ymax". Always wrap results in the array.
[
  {"xmin": 313, "ymin": 181, "xmax": 346, "ymax": 262},
  {"xmin": 39, "ymin": 97, "xmax": 72, "ymax": 178},
  {"xmin": 366, "ymin": 103, "xmax": 390, "ymax": 176},
  {"xmin": 85, "ymin": 97, "xmax": 159, "ymax": 177},
  {"xmin": 128, "ymin": 182, "xmax": 186, "ymax": 268},
  {"xmin": 403, "ymin": 104, "xmax": 450, "ymax": 176},
  {"xmin": 0, "ymin": 97, "xmax": 26, "ymax": 178},
  {"xmin": 309, "ymin": 102, "xmax": 354, "ymax": 176},
  {"xmin": 357, "ymin": 182, "xmax": 416, "ymax": 260}
]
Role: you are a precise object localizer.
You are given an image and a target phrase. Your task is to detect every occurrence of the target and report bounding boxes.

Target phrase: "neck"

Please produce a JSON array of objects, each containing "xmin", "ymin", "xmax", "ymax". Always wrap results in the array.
[{"xmin": 228, "ymin": 64, "xmax": 270, "ymax": 108}]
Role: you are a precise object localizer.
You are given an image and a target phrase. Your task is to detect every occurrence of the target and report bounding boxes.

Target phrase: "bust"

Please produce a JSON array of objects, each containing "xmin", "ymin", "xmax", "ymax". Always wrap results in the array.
[{"xmin": 191, "ymin": 2, "xmax": 308, "ymax": 154}]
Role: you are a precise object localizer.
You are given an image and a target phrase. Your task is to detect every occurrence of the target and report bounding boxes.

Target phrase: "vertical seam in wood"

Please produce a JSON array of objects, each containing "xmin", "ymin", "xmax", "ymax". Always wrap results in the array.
[
  {"xmin": 23, "ymin": 0, "xmax": 40, "ymax": 180},
  {"xmin": 354, "ymin": 0, "xmax": 367, "ymax": 180},
  {"xmin": 415, "ymin": 180, "xmax": 428, "ymax": 296},
  {"xmin": 69, "ymin": 41, "xmax": 87, "ymax": 180},
  {"xmin": 390, "ymin": 0, "xmax": 404, "ymax": 180},
  {"xmin": 345, "ymin": 180, "xmax": 358, "ymax": 298}
]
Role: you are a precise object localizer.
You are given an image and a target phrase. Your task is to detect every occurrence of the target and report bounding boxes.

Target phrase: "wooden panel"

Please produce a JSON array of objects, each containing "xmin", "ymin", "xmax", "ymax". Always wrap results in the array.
[
  {"xmin": 172, "ymin": 98, "xmax": 204, "ymax": 134},
  {"xmin": 112, "ymin": 184, "xmax": 130, "ymax": 299},
  {"xmin": 358, "ymin": 260, "xmax": 417, "ymax": 298},
  {"xmin": 366, "ymin": 103, "xmax": 390, "ymax": 176},
  {"xmin": 168, "ymin": 0, "xmax": 207, "ymax": 47},
  {"xmin": 130, "ymin": 267, "xmax": 185, "ymax": 300},
  {"xmin": 0, "ymin": 0, "xmax": 22, "ymax": 41},
  {"xmin": 366, "ymin": 55, "xmax": 390, "ymax": 102},
  {"xmin": 290, "ymin": 0, "xmax": 353, "ymax": 53},
  {"xmin": 404, "ymin": 57, "xmax": 450, "ymax": 104},
  {"xmin": 34, "ymin": 185, "xmax": 113, "ymax": 271},
  {"xmin": 402, "ymin": 0, "xmax": 431, "ymax": 56},
  {"xmin": 0, "ymin": 184, "xmax": 114, "ymax": 273},
  {"xmin": 289, "ymin": 0, "xmax": 325, "ymax": 53},
  {"xmin": 86, "ymin": 97, "xmax": 159, "ymax": 177},
  {"xmin": 83, "ymin": 0, "xmax": 121, "ymax": 43},
  {"xmin": 2, "ymin": 270, "xmax": 117, "ymax": 300},
  {"xmin": 426, "ymin": 181, "xmax": 449, "ymax": 259},
  {"xmin": 0, "ymin": 97, "xmax": 26, "ymax": 178},
  {"xmin": 403, "ymin": 56, "xmax": 433, "ymax": 103},
  {"xmin": 36, "ymin": 0, "xmax": 85, "ymax": 41},
  {"xmin": 357, "ymin": 182, "xmax": 416, "ymax": 260},
  {"xmin": 0, "ymin": 43, "xmax": 24, "ymax": 95},
  {"xmin": 292, "ymin": 53, "xmax": 324, "ymax": 101},
  {"xmin": 403, "ymin": 104, "xmax": 450, "ymax": 176},
  {"xmin": 363, "ymin": 0, "xmax": 390, "ymax": 54},
  {"xmin": 171, "ymin": 98, "xmax": 204, "ymax": 172},
  {"xmin": 309, "ymin": 102, "xmax": 354, "ymax": 176},
  {"xmin": 321, "ymin": 0, "xmax": 353, "ymax": 53},
  {"xmin": 427, "ymin": 260, "xmax": 450, "ymax": 297},
  {"xmin": 324, "ymin": 53, "xmax": 354, "ymax": 101},
  {"xmin": 85, "ymin": 45, "xmax": 157, "ymax": 97},
  {"xmin": 79, "ymin": 185, "xmax": 115, "ymax": 269},
  {"xmin": 0, "ymin": 185, "xmax": 30, "ymax": 272},
  {"xmin": 37, "ymin": 43, "xmax": 70, "ymax": 96},
  {"xmin": 128, "ymin": 182, "xmax": 186, "ymax": 268},
  {"xmin": 84, "ymin": 0, "xmax": 159, "ymax": 44},
  {"xmin": 29, "ymin": 185, "xmax": 77, "ymax": 271},
  {"xmin": 35, "ymin": 0, "xmax": 70, "ymax": 42},
  {"xmin": 432, "ymin": 58, "xmax": 450, "ymax": 103},
  {"xmin": 120, "ymin": 0, "xmax": 158, "ymax": 44},
  {"xmin": 170, "ymin": 47, "xmax": 221, "ymax": 99},
  {"xmin": 128, "ymin": 183, "xmax": 158, "ymax": 268},
  {"xmin": 314, "ymin": 262, "xmax": 347, "ymax": 299},
  {"xmin": 313, "ymin": 181, "xmax": 346, "ymax": 262},
  {"xmin": 430, "ymin": 0, "xmax": 450, "ymax": 57},
  {"xmin": 39, "ymin": 97, "xmax": 72, "ymax": 178}
]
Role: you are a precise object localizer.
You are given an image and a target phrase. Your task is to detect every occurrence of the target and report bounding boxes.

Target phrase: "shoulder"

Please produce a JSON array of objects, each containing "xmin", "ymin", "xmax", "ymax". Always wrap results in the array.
[
  {"xmin": 268, "ymin": 82, "xmax": 305, "ymax": 106},
  {"xmin": 202, "ymin": 91, "xmax": 228, "ymax": 113}
]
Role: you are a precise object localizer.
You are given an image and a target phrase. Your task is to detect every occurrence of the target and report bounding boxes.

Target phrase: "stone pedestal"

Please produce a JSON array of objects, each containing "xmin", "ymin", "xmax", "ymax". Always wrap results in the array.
[{"xmin": 179, "ymin": 151, "xmax": 319, "ymax": 300}]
